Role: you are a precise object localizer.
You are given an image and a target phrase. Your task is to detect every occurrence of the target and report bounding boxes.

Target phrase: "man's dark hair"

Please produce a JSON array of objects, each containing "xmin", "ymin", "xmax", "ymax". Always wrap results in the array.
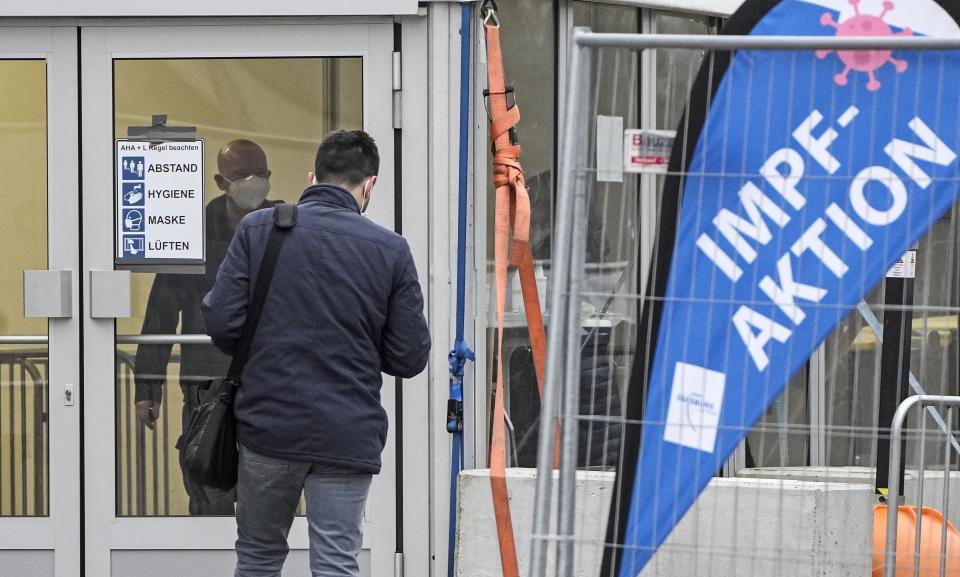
[{"xmin": 314, "ymin": 130, "xmax": 380, "ymax": 188}]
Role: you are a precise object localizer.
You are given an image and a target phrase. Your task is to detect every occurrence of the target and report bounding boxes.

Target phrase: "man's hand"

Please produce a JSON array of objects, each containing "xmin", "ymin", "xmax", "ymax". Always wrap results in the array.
[{"xmin": 136, "ymin": 400, "xmax": 160, "ymax": 430}]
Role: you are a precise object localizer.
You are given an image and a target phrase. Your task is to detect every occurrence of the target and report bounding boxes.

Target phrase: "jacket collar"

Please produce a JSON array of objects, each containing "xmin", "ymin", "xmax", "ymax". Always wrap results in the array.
[{"xmin": 299, "ymin": 184, "xmax": 361, "ymax": 214}]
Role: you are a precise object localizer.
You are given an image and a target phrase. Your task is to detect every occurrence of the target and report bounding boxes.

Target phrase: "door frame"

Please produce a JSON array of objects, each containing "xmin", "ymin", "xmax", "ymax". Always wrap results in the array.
[
  {"xmin": 0, "ymin": 24, "xmax": 82, "ymax": 577},
  {"xmin": 79, "ymin": 18, "xmax": 401, "ymax": 576}
]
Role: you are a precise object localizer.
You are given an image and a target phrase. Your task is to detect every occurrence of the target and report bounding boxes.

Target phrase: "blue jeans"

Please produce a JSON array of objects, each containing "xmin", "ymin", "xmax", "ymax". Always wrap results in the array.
[{"xmin": 234, "ymin": 444, "xmax": 372, "ymax": 577}]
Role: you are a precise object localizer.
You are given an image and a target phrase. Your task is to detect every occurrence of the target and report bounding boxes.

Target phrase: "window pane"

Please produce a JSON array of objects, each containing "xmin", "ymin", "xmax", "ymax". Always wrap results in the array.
[
  {"xmin": 571, "ymin": 3, "xmax": 640, "ymax": 471},
  {"xmin": 824, "ymin": 286, "xmax": 884, "ymax": 467},
  {"xmin": 824, "ymin": 209, "xmax": 960, "ymax": 469},
  {"xmin": 485, "ymin": 0, "xmax": 558, "ymax": 469},
  {"xmin": 488, "ymin": 2, "xmax": 644, "ymax": 471},
  {"xmin": 0, "ymin": 60, "xmax": 49, "ymax": 517},
  {"xmin": 653, "ymin": 12, "xmax": 712, "ymax": 131},
  {"xmin": 745, "ymin": 371, "xmax": 809, "ymax": 468},
  {"xmin": 574, "ymin": 2, "xmax": 639, "ymax": 33},
  {"xmin": 113, "ymin": 57, "xmax": 362, "ymax": 516},
  {"xmin": 489, "ymin": 0, "xmax": 557, "ymax": 262}
]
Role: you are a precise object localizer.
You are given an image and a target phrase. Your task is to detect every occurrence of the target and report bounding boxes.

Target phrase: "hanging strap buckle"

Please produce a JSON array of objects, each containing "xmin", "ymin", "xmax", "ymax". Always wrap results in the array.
[
  {"xmin": 480, "ymin": 0, "xmax": 500, "ymax": 28},
  {"xmin": 446, "ymin": 399, "xmax": 464, "ymax": 433},
  {"xmin": 482, "ymin": 85, "xmax": 516, "ymax": 109},
  {"xmin": 482, "ymin": 86, "xmax": 519, "ymax": 146},
  {"xmin": 447, "ymin": 339, "xmax": 475, "ymax": 434}
]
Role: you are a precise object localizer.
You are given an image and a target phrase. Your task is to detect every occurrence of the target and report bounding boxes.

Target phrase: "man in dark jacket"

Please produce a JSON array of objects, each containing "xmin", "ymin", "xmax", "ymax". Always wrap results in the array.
[
  {"xmin": 134, "ymin": 139, "xmax": 275, "ymax": 515},
  {"xmin": 202, "ymin": 130, "xmax": 430, "ymax": 577}
]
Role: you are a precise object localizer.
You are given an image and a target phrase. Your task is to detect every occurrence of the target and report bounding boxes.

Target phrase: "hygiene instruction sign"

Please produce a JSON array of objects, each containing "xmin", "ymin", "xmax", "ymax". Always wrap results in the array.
[{"xmin": 115, "ymin": 139, "xmax": 205, "ymax": 268}]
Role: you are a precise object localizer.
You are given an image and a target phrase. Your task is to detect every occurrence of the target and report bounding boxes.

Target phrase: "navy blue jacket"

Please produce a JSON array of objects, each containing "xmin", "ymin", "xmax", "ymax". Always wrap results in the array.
[{"xmin": 201, "ymin": 184, "xmax": 431, "ymax": 473}]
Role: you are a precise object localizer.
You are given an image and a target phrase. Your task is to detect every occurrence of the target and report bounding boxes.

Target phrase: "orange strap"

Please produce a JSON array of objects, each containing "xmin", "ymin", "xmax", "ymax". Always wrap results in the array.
[{"xmin": 485, "ymin": 17, "xmax": 550, "ymax": 577}]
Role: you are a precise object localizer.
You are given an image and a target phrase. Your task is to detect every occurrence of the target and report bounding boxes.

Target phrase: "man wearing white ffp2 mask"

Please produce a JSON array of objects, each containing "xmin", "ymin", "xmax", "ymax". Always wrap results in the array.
[
  {"xmin": 214, "ymin": 139, "xmax": 273, "ymax": 223},
  {"xmin": 133, "ymin": 138, "xmax": 277, "ymax": 516}
]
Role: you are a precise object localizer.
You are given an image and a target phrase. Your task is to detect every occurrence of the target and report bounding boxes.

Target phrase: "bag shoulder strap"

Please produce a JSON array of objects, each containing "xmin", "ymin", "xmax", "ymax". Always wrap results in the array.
[
  {"xmin": 274, "ymin": 202, "xmax": 297, "ymax": 229},
  {"xmin": 226, "ymin": 203, "xmax": 298, "ymax": 381}
]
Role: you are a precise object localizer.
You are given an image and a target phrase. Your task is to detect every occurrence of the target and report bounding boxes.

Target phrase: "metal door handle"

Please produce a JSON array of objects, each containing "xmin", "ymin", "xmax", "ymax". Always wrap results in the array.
[
  {"xmin": 23, "ymin": 269, "xmax": 72, "ymax": 318},
  {"xmin": 90, "ymin": 270, "xmax": 131, "ymax": 319}
]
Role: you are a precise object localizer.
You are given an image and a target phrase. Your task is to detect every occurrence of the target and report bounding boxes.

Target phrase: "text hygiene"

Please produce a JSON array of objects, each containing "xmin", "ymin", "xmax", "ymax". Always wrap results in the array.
[
  {"xmin": 148, "ymin": 189, "xmax": 196, "ymax": 199},
  {"xmin": 695, "ymin": 107, "xmax": 958, "ymax": 372}
]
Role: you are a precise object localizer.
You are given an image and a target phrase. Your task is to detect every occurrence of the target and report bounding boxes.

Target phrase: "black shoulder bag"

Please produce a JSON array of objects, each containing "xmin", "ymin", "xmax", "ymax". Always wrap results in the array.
[{"xmin": 177, "ymin": 203, "xmax": 298, "ymax": 491}]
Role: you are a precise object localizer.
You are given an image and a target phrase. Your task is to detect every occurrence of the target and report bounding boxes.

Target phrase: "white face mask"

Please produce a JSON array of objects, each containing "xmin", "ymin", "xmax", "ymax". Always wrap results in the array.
[
  {"xmin": 226, "ymin": 175, "xmax": 270, "ymax": 210},
  {"xmin": 360, "ymin": 180, "xmax": 373, "ymax": 214},
  {"xmin": 359, "ymin": 178, "xmax": 372, "ymax": 214}
]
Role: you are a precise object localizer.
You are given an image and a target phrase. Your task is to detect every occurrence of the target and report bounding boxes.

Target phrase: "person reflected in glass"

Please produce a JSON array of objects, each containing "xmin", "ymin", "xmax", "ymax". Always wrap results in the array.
[{"xmin": 134, "ymin": 139, "xmax": 276, "ymax": 515}]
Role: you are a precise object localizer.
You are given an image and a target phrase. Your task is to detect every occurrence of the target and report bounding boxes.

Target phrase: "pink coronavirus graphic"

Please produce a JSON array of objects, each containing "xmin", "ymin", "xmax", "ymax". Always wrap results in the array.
[{"xmin": 817, "ymin": 0, "xmax": 912, "ymax": 92}]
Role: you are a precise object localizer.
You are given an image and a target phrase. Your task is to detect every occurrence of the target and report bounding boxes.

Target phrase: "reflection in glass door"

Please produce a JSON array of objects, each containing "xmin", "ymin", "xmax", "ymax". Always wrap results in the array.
[{"xmin": 111, "ymin": 57, "xmax": 363, "ymax": 517}]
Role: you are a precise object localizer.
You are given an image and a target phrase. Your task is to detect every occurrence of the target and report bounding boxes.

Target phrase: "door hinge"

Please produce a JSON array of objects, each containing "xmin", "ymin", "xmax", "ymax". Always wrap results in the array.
[
  {"xmin": 394, "ymin": 552, "xmax": 404, "ymax": 577},
  {"xmin": 392, "ymin": 51, "xmax": 402, "ymax": 130}
]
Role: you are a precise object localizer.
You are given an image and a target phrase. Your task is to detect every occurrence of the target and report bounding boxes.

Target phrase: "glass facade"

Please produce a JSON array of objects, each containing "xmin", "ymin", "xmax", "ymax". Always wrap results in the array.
[
  {"xmin": 482, "ymin": 1, "xmax": 960, "ymax": 478},
  {"xmin": 824, "ymin": 215, "xmax": 960, "ymax": 469},
  {"xmin": 486, "ymin": 2, "xmax": 720, "ymax": 471},
  {"xmin": 484, "ymin": 2, "xmax": 823, "ymax": 473}
]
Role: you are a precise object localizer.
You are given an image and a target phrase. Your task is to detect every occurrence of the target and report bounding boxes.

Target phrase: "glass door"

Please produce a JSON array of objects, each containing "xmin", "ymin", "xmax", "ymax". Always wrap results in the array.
[
  {"xmin": 0, "ymin": 26, "xmax": 81, "ymax": 577},
  {"xmin": 81, "ymin": 20, "xmax": 396, "ymax": 577}
]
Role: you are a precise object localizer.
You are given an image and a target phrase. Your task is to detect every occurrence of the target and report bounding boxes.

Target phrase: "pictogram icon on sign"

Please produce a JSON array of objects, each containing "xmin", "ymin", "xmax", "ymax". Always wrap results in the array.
[
  {"xmin": 122, "ymin": 235, "xmax": 145, "ymax": 258},
  {"xmin": 122, "ymin": 209, "xmax": 144, "ymax": 233},
  {"xmin": 122, "ymin": 182, "xmax": 145, "ymax": 206},
  {"xmin": 122, "ymin": 156, "xmax": 145, "ymax": 180}
]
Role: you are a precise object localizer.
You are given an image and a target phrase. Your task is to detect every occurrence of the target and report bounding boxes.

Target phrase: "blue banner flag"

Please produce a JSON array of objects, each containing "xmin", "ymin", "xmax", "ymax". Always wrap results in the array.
[{"xmin": 602, "ymin": 1, "xmax": 960, "ymax": 575}]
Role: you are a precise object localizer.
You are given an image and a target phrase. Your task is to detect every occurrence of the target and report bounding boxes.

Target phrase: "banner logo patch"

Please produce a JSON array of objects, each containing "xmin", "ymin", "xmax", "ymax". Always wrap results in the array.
[{"xmin": 664, "ymin": 362, "xmax": 726, "ymax": 453}]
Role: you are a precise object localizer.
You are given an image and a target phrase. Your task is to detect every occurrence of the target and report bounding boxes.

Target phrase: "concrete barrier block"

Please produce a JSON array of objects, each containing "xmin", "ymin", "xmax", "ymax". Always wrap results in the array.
[
  {"xmin": 641, "ymin": 477, "xmax": 873, "ymax": 577},
  {"xmin": 737, "ymin": 465, "xmax": 881, "ymax": 486},
  {"xmin": 454, "ymin": 468, "xmax": 613, "ymax": 577},
  {"xmin": 455, "ymin": 468, "xmax": 873, "ymax": 577},
  {"xmin": 738, "ymin": 466, "xmax": 960, "ymax": 530}
]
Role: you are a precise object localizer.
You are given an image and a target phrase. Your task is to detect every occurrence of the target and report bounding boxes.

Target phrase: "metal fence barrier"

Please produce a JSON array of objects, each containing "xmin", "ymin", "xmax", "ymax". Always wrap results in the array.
[
  {"xmin": 115, "ymin": 348, "xmax": 174, "ymax": 517},
  {"xmin": 532, "ymin": 31, "xmax": 960, "ymax": 577},
  {"xmin": 884, "ymin": 395, "xmax": 960, "ymax": 577},
  {"xmin": 2, "ymin": 334, "xmax": 307, "ymax": 518},
  {"xmin": 0, "ymin": 347, "xmax": 47, "ymax": 517}
]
